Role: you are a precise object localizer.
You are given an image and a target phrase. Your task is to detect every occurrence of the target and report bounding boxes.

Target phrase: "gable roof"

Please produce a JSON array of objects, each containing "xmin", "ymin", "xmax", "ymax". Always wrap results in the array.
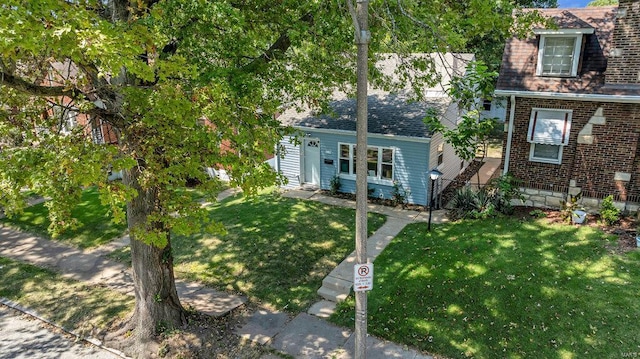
[
  {"xmin": 278, "ymin": 53, "xmax": 473, "ymax": 139},
  {"xmin": 496, "ymin": 7, "xmax": 625, "ymax": 96}
]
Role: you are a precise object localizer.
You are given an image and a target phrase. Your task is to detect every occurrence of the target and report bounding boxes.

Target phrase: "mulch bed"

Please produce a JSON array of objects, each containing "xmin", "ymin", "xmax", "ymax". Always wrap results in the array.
[{"xmin": 511, "ymin": 206, "xmax": 638, "ymax": 254}]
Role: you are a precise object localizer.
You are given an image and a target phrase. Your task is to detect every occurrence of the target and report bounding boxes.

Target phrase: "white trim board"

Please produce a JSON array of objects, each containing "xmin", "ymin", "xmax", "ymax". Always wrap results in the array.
[{"xmin": 494, "ymin": 90, "xmax": 640, "ymax": 104}]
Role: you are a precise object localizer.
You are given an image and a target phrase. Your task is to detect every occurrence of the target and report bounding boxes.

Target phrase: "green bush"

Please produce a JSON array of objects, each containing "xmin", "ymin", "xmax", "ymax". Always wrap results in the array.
[
  {"xmin": 529, "ymin": 209, "xmax": 547, "ymax": 218},
  {"xmin": 391, "ymin": 181, "xmax": 410, "ymax": 208},
  {"xmin": 599, "ymin": 195, "xmax": 620, "ymax": 226},
  {"xmin": 448, "ymin": 174, "xmax": 524, "ymax": 220},
  {"xmin": 560, "ymin": 192, "xmax": 582, "ymax": 223},
  {"xmin": 329, "ymin": 175, "xmax": 341, "ymax": 195}
]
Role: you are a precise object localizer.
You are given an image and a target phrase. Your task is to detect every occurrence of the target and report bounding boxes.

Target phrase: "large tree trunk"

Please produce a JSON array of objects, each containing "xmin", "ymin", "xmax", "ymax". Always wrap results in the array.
[{"xmin": 122, "ymin": 166, "xmax": 185, "ymax": 351}]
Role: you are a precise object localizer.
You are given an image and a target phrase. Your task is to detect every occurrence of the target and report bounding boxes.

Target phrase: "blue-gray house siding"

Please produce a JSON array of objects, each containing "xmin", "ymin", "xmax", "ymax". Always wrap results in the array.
[
  {"xmin": 276, "ymin": 53, "xmax": 475, "ymax": 205},
  {"xmin": 280, "ymin": 129, "xmax": 432, "ymax": 205}
]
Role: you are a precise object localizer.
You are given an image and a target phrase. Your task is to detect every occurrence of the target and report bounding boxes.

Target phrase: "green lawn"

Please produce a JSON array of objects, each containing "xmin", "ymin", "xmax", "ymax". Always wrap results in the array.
[
  {"xmin": 0, "ymin": 256, "xmax": 132, "ymax": 334},
  {"xmin": 111, "ymin": 192, "xmax": 386, "ymax": 312},
  {"xmin": 331, "ymin": 218, "xmax": 640, "ymax": 359},
  {"xmin": 0, "ymin": 187, "xmax": 127, "ymax": 249}
]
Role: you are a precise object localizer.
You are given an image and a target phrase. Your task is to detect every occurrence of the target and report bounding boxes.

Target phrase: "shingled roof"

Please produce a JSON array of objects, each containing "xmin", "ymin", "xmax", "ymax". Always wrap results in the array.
[
  {"xmin": 496, "ymin": 6, "xmax": 621, "ymax": 95},
  {"xmin": 278, "ymin": 53, "xmax": 473, "ymax": 139}
]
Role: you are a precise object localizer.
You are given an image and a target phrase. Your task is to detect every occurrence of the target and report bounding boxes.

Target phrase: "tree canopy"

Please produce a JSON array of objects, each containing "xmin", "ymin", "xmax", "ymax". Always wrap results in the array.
[
  {"xmin": 588, "ymin": 0, "xmax": 618, "ymax": 6},
  {"xmin": 0, "ymin": 0, "xmax": 527, "ymax": 356}
]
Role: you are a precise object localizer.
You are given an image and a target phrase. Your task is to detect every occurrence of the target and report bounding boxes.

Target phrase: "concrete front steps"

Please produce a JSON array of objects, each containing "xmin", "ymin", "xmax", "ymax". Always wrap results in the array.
[
  {"xmin": 318, "ymin": 276, "xmax": 352, "ymax": 302},
  {"xmin": 316, "ymin": 218, "xmax": 413, "ymax": 304}
]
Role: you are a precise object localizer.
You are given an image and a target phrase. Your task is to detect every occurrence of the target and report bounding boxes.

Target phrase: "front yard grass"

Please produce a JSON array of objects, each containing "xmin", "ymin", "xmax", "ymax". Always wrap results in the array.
[
  {"xmin": 331, "ymin": 218, "xmax": 640, "ymax": 359},
  {"xmin": 0, "ymin": 187, "xmax": 126, "ymax": 249},
  {"xmin": 0, "ymin": 256, "xmax": 132, "ymax": 335},
  {"xmin": 111, "ymin": 192, "xmax": 387, "ymax": 313}
]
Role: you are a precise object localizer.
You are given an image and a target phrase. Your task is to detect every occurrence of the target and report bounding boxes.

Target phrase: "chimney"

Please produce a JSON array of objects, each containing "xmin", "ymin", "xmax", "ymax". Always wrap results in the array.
[{"xmin": 606, "ymin": 0, "xmax": 640, "ymax": 85}]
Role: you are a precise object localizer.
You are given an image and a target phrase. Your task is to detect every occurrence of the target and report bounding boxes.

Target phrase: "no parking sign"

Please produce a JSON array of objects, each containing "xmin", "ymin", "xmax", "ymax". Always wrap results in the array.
[{"xmin": 353, "ymin": 263, "xmax": 373, "ymax": 292}]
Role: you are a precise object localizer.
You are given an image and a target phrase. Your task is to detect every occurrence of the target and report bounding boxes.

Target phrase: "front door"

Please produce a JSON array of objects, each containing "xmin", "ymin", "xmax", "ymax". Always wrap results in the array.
[{"xmin": 303, "ymin": 138, "xmax": 320, "ymax": 185}]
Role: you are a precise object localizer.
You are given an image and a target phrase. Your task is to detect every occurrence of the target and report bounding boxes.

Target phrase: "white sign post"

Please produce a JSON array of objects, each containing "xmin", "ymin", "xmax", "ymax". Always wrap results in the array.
[{"xmin": 354, "ymin": 263, "xmax": 373, "ymax": 292}]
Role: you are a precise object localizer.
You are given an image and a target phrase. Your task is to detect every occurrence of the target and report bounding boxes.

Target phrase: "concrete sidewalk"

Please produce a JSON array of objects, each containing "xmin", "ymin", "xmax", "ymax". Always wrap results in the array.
[
  {"xmin": 0, "ymin": 187, "xmax": 444, "ymax": 358},
  {"xmin": 232, "ymin": 189, "xmax": 443, "ymax": 358}
]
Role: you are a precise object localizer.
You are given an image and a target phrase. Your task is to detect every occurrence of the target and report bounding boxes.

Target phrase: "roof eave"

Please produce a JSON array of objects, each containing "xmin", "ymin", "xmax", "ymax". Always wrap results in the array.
[{"xmin": 494, "ymin": 90, "xmax": 640, "ymax": 104}]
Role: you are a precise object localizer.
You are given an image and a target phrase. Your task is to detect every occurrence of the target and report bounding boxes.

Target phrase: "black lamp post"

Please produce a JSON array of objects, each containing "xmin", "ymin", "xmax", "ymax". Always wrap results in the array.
[{"xmin": 428, "ymin": 168, "xmax": 443, "ymax": 231}]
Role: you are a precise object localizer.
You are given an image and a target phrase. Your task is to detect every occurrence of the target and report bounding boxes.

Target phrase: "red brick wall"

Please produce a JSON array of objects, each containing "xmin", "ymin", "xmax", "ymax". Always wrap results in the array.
[
  {"xmin": 505, "ymin": 97, "xmax": 640, "ymax": 202},
  {"xmin": 606, "ymin": 0, "xmax": 640, "ymax": 85}
]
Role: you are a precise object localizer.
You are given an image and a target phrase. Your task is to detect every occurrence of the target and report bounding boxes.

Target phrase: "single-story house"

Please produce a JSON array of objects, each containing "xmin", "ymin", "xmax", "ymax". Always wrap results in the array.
[
  {"xmin": 275, "ymin": 53, "xmax": 475, "ymax": 206},
  {"xmin": 495, "ymin": 1, "xmax": 640, "ymax": 212}
]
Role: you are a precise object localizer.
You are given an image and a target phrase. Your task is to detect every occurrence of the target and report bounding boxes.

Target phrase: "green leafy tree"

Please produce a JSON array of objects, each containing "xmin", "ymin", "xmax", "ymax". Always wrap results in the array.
[
  {"xmin": 0, "ymin": 0, "xmax": 516, "ymax": 355},
  {"xmin": 588, "ymin": 0, "xmax": 618, "ymax": 6},
  {"xmin": 424, "ymin": 61, "xmax": 498, "ymax": 162}
]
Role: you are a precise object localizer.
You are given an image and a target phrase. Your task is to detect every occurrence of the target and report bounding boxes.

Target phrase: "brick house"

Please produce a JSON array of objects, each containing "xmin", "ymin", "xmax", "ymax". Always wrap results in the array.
[
  {"xmin": 495, "ymin": 1, "xmax": 640, "ymax": 212},
  {"xmin": 42, "ymin": 61, "xmax": 119, "ymax": 146}
]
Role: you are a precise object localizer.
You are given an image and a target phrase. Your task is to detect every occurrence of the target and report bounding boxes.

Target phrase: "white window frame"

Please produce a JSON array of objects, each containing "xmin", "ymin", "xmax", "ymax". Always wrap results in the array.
[
  {"xmin": 91, "ymin": 117, "xmax": 105, "ymax": 144},
  {"xmin": 338, "ymin": 143, "xmax": 395, "ymax": 184},
  {"xmin": 534, "ymin": 28, "xmax": 593, "ymax": 77},
  {"xmin": 527, "ymin": 108, "xmax": 572, "ymax": 165}
]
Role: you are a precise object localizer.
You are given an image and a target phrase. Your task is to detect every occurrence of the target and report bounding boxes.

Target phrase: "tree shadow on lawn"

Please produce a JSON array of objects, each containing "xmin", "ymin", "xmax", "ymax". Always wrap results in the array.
[
  {"xmin": 332, "ymin": 218, "xmax": 640, "ymax": 359},
  {"xmin": 0, "ymin": 257, "xmax": 132, "ymax": 335},
  {"xmin": 171, "ymin": 193, "xmax": 386, "ymax": 313}
]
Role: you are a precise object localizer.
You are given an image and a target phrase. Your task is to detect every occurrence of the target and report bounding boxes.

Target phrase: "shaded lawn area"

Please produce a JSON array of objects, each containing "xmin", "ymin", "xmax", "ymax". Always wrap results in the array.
[
  {"xmin": 0, "ymin": 256, "xmax": 132, "ymax": 334},
  {"xmin": 331, "ymin": 218, "xmax": 640, "ymax": 359},
  {"xmin": 111, "ymin": 192, "xmax": 386, "ymax": 313},
  {"xmin": 0, "ymin": 187, "xmax": 126, "ymax": 249},
  {"xmin": 177, "ymin": 193, "xmax": 386, "ymax": 312}
]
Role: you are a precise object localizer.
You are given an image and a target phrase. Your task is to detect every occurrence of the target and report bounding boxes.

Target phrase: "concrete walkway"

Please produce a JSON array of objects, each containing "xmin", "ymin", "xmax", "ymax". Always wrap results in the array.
[
  {"xmin": 233, "ymin": 189, "xmax": 447, "ymax": 358},
  {"xmin": 0, "ymin": 187, "xmax": 448, "ymax": 359}
]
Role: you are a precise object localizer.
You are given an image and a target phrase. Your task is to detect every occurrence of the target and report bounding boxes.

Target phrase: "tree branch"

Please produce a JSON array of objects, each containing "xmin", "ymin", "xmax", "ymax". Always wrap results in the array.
[
  {"xmin": 242, "ymin": 12, "xmax": 314, "ymax": 73},
  {"xmin": 0, "ymin": 71, "xmax": 79, "ymax": 98}
]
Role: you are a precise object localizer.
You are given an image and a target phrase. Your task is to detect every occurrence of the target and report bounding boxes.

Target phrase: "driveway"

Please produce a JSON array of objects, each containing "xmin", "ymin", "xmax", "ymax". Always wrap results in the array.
[{"xmin": 0, "ymin": 304, "xmax": 121, "ymax": 359}]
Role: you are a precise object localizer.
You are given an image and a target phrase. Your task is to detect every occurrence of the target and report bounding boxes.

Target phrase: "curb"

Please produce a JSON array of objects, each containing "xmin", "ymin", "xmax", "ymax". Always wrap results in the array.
[{"xmin": 0, "ymin": 297, "xmax": 130, "ymax": 359}]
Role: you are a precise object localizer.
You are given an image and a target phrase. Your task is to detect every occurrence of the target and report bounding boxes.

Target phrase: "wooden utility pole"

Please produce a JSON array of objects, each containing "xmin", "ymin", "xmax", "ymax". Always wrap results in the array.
[{"xmin": 348, "ymin": 0, "xmax": 370, "ymax": 358}]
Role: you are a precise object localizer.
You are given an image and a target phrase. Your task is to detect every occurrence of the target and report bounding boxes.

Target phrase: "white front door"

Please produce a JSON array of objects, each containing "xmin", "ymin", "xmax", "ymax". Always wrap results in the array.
[{"xmin": 303, "ymin": 138, "xmax": 320, "ymax": 185}]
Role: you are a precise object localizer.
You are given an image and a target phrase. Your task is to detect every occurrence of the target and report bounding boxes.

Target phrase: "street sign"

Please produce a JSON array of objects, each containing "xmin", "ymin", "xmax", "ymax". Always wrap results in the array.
[{"xmin": 353, "ymin": 263, "xmax": 373, "ymax": 292}]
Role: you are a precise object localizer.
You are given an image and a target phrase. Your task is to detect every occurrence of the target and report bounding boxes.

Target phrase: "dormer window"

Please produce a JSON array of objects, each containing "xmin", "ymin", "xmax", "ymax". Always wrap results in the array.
[{"xmin": 534, "ymin": 28, "xmax": 594, "ymax": 77}]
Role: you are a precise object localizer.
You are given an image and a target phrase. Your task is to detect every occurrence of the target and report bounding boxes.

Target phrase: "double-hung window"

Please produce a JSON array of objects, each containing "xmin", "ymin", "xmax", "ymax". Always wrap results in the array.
[
  {"xmin": 339, "ymin": 143, "xmax": 394, "ymax": 181},
  {"xmin": 527, "ymin": 109, "xmax": 572, "ymax": 164},
  {"xmin": 534, "ymin": 28, "xmax": 593, "ymax": 77}
]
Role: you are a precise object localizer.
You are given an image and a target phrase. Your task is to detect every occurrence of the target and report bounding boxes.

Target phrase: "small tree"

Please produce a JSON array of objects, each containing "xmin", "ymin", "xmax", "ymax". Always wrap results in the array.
[{"xmin": 599, "ymin": 195, "xmax": 620, "ymax": 226}]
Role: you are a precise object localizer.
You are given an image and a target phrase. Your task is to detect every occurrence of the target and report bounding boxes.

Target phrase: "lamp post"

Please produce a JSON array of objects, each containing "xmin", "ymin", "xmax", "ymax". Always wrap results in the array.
[{"xmin": 428, "ymin": 168, "xmax": 443, "ymax": 231}]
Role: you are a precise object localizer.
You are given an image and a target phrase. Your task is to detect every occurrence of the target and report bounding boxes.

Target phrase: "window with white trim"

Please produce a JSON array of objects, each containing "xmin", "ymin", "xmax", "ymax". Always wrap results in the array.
[
  {"xmin": 339, "ymin": 143, "xmax": 394, "ymax": 181},
  {"xmin": 53, "ymin": 105, "xmax": 78, "ymax": 135},
  {"xmin": 527, "ymin": 108, "xmax": 572, "ymax": 164},
  {"xmin": 534, "ymin": 28, "xmax": 593, "ymax": 77}
]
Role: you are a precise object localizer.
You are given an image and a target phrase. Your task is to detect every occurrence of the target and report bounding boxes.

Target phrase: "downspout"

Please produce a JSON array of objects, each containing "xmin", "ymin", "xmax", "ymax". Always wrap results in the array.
[{"xmin": 503, "ymin": 95, "xmax": 516, "ymax": 175}]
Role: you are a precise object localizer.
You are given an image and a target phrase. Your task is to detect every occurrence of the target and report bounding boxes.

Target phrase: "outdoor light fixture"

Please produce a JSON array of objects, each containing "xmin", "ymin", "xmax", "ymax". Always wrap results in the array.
[{"xmin": 427, "ymin": 168, "xmax": 443, "ymax": 231}]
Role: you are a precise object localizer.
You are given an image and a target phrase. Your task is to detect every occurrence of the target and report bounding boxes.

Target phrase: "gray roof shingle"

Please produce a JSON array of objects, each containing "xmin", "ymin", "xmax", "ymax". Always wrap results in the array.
[{"xmin": 279, "ymin": 53, "xmax": 472, "ymax": 139}]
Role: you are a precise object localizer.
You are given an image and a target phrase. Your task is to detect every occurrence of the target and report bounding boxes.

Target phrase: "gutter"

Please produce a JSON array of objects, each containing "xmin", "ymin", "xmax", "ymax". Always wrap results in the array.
[
  {"xmin": 494, "ymin": 90, "xmax": 640, "ymax": 104},
  {"xmin": 292, "ymin": 126, "xmax": 432, "ymax": 143},
  {"xmin": 503, "ymin": 95, "xmax": 516, "ymax": 175}
]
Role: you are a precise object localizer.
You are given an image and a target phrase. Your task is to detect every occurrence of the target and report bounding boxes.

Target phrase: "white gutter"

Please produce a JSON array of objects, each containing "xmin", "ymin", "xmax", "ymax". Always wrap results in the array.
[
  {"xmin": 494, "ymin": 90, "xmax": 640, "ymax": 104},
  {"xmin": 292, "ymin": 126, "xmax": 431, "ymax": 143},
  {"xmin": 503, "ymin": 95, "xmax": 516, "ymax": 175}
]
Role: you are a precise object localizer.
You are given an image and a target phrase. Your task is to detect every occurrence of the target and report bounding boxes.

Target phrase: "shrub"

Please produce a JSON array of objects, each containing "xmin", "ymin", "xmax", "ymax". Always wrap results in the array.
[
  {"xmin": 449, "ymin": 187, "xmax": 478, "ymax": 220},
  {"xmin": 485, "ymin": 173, "xmax": 524, "ymax": 215},
  {"xmin": 448, "ymin": 174, "xmax": 524, "ymax": 220},
  {"xmin": 329, "ymin": 175, "xmax": 341, "ymax": 195},
  {"xmin": 560, "ymin": 192, "xmax": 582, "ymax": 223},
  {"xmin": 391, "ymin": 181, "xmax": 410, "ymax": 208},
  {"xmin": 529, "ymin": 209, "xmax": 547, "ymax": 218},
  {"xmin": 599, "ymin": 195, "xmax": 620, "ymax": 226}
]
